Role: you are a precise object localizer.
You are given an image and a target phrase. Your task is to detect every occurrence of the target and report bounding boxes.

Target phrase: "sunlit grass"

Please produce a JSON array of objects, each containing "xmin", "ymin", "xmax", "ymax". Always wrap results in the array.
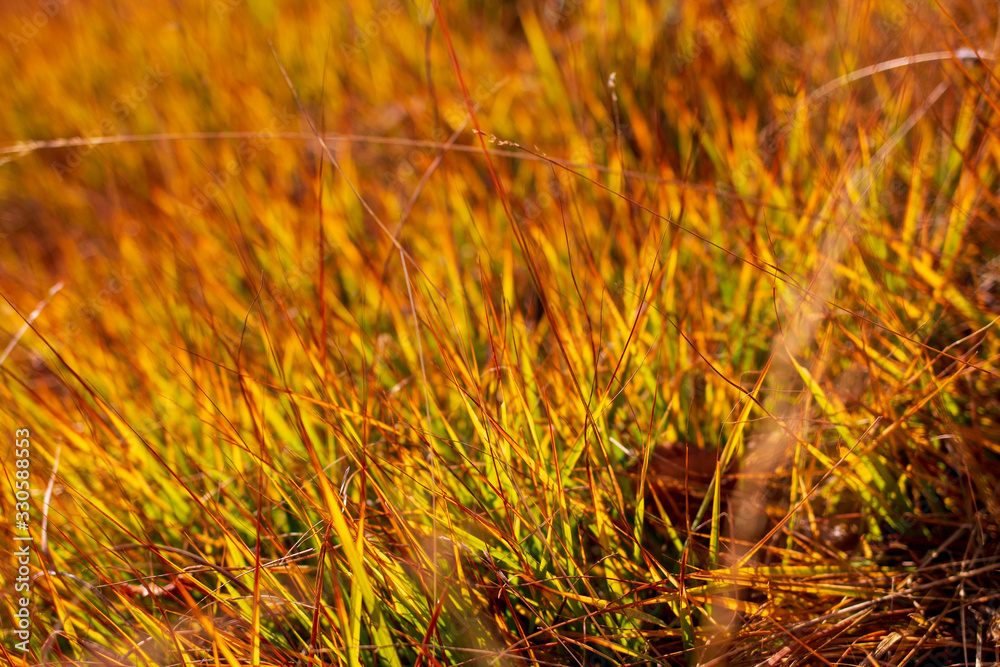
[{"xmin": 2, "ymin": 0, "xmax": 999, "ymax": 664}]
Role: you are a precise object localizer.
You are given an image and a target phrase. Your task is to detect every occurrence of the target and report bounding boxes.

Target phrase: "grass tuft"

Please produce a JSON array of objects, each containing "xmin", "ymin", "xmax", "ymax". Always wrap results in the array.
[{"xmin": 2, "ymin": 0, "xmax": 1000, "ymax": 664}]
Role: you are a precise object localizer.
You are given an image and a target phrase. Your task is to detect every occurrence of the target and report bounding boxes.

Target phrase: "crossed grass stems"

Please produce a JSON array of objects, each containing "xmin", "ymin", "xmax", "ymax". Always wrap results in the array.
[{"xmin": 3, "ymin": 33, "xmax": 1000, "ymax": 666}]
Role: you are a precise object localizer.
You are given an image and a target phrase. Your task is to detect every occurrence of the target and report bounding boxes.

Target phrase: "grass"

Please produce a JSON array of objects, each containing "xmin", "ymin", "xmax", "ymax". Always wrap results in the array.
[{"xmin": 1, "ymin": 0, "xmax": 999, "ymax": 664}]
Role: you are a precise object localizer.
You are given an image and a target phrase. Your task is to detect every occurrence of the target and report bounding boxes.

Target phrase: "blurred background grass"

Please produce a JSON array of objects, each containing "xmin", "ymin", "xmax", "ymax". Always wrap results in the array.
[{"xmin": 1, "ymin": 0, "xmax": 999, "ymax": 664}]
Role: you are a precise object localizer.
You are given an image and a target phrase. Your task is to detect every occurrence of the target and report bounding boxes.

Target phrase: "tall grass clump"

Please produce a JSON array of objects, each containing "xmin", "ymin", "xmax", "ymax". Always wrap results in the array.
[{"xmin": 1, "ymin": 0, "xmax": 999, "ymax": 665}]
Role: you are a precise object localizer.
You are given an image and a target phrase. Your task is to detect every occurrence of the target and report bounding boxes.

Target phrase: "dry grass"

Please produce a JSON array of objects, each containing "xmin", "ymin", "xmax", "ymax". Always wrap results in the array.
[{"xmin": 1, "ymin": 0, "xmax": 999, "ymax": 665}]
